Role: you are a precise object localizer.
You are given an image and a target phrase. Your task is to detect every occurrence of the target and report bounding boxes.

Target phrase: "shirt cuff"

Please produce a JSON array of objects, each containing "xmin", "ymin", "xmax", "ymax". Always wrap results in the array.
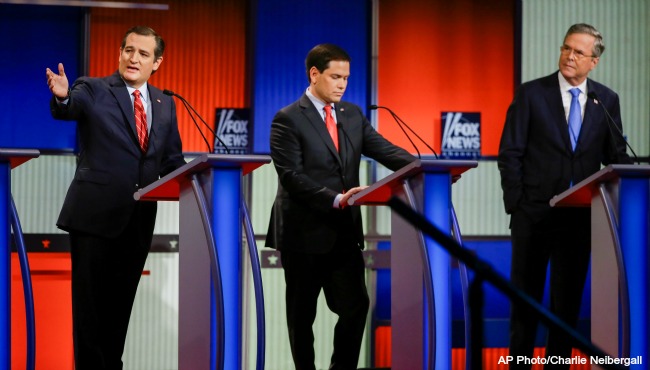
[{"xmin": 333, "ymin": 193, "xmax": 343, "ymax": 209}]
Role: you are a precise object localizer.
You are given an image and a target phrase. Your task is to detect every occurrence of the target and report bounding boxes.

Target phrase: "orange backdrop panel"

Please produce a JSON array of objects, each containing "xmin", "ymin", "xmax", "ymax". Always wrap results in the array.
[
  {"xmin": 88, "ymin": 0, "xmax": 247, "ymax": 153},
  {"xmin": 377, "ymin": 0, "xmax": 515, "ymax": 156},
  {"xmin": 11, "ymin": 253, "xmax": 73, "ymax": 370}
]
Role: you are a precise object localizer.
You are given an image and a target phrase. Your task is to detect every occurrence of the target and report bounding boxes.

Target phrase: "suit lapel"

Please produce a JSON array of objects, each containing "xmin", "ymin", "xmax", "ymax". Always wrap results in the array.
[
  {"xmin": 148, "ymin": 87, "xmax": 165, "ymax": 153},
  {"xmin": 108, "ymin": 72, "xmax": 142, "ymax": 152},
  {"xmin": 542, "ymin": 74, "xmax": 573, "ymax": 153},
  {"xmin": 300, "ymin": 95, "xmax": 343, "ymax": 168},
  {"xmin": 579, "ymin": 80, "xmax": 600, "ymax": 149}
]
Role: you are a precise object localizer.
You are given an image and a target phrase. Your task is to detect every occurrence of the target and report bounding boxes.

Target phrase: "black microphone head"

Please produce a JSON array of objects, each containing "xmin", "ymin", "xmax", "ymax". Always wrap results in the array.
[
  {"xmin": 369, "ymin": 104, "xmax": 379, "ymax": 110},
  {"xmin": 163, "ymin": 89, "xmax": 175, "ymax": 96},
  {"xmin": 587, "ymin": 91, "xmax": 598, "ymax": 100}
]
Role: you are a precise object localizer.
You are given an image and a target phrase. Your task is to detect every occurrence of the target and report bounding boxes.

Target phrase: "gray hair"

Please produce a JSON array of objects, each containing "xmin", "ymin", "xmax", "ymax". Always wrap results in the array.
[{"xmin": 564, "ymin": 23, "xmax": 605, "ymax": 57}]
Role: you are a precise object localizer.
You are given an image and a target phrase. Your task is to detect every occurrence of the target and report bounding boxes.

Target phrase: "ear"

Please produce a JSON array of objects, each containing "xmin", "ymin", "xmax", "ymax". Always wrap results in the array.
[
  {"xmin": 309, "ymin": 66, "xmax": 319, "ymax": 84},
  {"xmin": 589, "ymin": 56, "xmax": 599, "ymax": 72},
  {"xmin": 153, "ymin": 56, "xmax": 163, "ymax": 72}
]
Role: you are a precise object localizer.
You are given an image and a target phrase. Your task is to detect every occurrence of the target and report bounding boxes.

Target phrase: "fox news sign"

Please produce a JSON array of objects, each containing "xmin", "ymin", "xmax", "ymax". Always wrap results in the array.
[
  {"xmin": 214, "ymin": 108, "xmax": 251, "ymax": 154},
  {"xmin": 440, "ymin": 112, "xmax": 481, "ymax": 159}
]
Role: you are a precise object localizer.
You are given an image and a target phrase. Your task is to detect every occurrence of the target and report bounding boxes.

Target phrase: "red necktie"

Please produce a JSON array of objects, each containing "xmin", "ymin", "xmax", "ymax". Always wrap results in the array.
[
  {"xmin": 324, "ymin": 105, "xmax": 339, "ymax": 151},
  {"xmin": 133, "ymin": 90, "xmax": 149, "ymax": 152}
]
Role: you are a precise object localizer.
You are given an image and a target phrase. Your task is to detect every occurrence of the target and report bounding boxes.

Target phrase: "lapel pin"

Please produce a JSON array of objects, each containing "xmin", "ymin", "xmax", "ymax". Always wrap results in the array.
[{"xmin": 157, "ymin": 99, "xmax": 161, "ymax": 103}]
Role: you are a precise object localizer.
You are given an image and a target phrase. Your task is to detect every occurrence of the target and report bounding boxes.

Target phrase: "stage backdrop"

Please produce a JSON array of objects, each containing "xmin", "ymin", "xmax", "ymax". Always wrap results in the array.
[
  {"xmin": 0, "ymin": 4, "xmax": 83, "ymax": 152},
  {"xmin": 376, "ymin": 0, "xmax": 516, "ymax": 157}
]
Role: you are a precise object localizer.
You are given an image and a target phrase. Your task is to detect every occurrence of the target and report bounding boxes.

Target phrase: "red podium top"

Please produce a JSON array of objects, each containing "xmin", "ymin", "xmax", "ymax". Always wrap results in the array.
[
  {"xmin": 134, "ymin": 154, "xmax": 271, "ymax": 201},
  {"xmin": 0, "ymin": 148, "xmax": 40, "ymax": 169},
  {"xmin": 550, "ymin": 164, "xmax": 650, "ymax": 207},
  {"xmin": 348, "ymin": 159, "xmax": 478, "ymax": 206}
]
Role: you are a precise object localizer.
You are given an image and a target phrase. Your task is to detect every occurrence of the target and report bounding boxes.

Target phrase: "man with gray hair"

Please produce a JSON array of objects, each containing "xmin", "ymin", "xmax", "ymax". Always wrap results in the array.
[{"xmin": 498, "ymin": 23, "xmax": 632, "ymax": 369}]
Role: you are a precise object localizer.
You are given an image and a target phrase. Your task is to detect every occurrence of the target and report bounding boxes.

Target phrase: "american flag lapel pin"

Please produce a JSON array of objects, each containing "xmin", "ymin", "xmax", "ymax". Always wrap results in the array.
[{"xmin": 157, "ymin": 99, "xmax": 161, "ymax": 103}]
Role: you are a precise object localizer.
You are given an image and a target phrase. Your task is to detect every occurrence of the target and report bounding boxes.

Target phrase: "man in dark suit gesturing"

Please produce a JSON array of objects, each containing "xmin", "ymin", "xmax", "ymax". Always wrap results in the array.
[
  {"xmin": 46, "ymin": 26, "xmax": 185, "ymax": 369},
  {"xmin": 266, "ymin": 44, "xmax": 415, "ymax": 370},
  {"xmin": 498, "ymin": 24, "xmax": 632, "ymax": 369}
]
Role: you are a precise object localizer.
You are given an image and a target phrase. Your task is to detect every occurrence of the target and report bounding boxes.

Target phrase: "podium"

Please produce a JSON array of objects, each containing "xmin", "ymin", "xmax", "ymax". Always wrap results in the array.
[
  {"xmin": 550, "ymin": 164, "xmax": 650, "ymax": 364},
  {"xmin": 135, "ymin": 153, "xmax": 271, "ymax": 370},
  {"xmin": 0, "ymin": 148, "xmax": 39, "ymax": 369},
  {"xmin": 348, "ymin": 158, "xmax": 477, "ymax": 370}
]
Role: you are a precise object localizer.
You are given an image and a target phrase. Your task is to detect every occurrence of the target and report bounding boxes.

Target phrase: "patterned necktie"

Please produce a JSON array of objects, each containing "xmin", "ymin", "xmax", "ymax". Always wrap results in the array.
[
  {"xmin": 324, "ymin": 105, "xmax": 339, "ymax": 151},
  {"xmin": 133, "ymin": 90, "xmax": 149, "ymax": 152},
  {"xmin": 568, "ymin": 88, "xmax": 582, "ymax": 151}
]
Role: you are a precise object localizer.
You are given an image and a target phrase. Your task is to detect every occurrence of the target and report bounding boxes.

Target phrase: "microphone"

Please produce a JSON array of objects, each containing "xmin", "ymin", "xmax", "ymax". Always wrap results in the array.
[
  {"xmin": 369, "ymin": 105, "xmax": 439, "ymax": 159},
  {"xmin": 587, "ymin": 92, "xmax": 638, "ymax": 164},
  {"xmin": 163, "ymin": 89, "xmax": 230, "ymax": 154}
]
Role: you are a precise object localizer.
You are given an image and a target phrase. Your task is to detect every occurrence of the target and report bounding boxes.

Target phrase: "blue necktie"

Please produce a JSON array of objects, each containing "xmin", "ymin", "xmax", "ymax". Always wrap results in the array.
[{"xmin": 568, "ymin": 88, "xmax": 582, "ymax": 151}]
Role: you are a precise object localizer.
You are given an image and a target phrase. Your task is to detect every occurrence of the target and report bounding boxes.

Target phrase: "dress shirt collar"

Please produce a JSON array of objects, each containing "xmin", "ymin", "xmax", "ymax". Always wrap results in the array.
[
  {"xmin": 306, "ymin": 87, "xmax": 336, "ymax": 121},
  {"xmin": 558, "ymin": 71, "xmax": 587, "ymax": 96},
  {"xmin": 125, "ymin": 82, "xmax": 149, "ymax": 105}
]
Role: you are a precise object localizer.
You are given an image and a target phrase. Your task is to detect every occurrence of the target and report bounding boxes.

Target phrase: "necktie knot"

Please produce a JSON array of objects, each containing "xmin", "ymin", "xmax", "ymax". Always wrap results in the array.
[{"xmin": 570, "ymin": 88, "xmax": 581, "ymax": 98}]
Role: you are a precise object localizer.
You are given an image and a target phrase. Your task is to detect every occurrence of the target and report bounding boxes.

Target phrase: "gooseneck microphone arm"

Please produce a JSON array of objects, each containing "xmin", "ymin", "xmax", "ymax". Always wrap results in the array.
[
  {"xmin": 180, "ymin": 97, "xmax": 211, "ymax": 152},
  {"xmin": 370, "ymin": 105, "xmax": 439, "ymax": 159},
  {"xmin": 587, "ymin": 92, "xmax": 639, "ymax": 164},
  {"xmin": 373, "ymin": 105, "xmax": 420, "ymax": 158},
  {"xmin": 163, "ymin": 89, "xmax": 231, "ymax": 154}
]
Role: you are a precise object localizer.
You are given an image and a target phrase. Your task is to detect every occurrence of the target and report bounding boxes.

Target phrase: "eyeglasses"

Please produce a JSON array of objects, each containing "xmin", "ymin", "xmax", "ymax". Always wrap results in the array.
[{"xmin": 560, "ymin": 45, "xmax": 596, "ymax": 60}]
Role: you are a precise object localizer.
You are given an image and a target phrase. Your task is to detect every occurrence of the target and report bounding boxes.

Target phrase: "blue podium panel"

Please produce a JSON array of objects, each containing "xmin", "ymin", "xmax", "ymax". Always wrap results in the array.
[
  {"xmin": 550, "ymin": 164, "xmax": 650, "ymax": 361},
  {"xmin": 210, "ymin": 168, "xmax": 243, "ymax": 370},
  {"xmin": 0, "ymin": 161, "xmax": 9, "ymax": 369},
  {"xmin": 619, "ymin": 177, "xmax": 649, "ymax": 361},
  {"xmin": 423, "ymin": 172, "xmax": 452, "ymax": 370},
  {"xmin": 350, "ymin": 159, "xmax": 477, "ymax": 370},
  {"xmin": 0, "ymin": 149, "xmax": 39, "ymax": 370},
  {"xmin": 135, "ymin": 154, "xmax": 270, "ymax": 370}
]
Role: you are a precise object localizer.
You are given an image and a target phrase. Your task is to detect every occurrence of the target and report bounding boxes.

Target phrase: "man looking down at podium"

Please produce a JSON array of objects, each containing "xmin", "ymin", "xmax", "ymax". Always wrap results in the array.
[
  {"xmin": 266, "ymin": 43, "xmax": 415, "ymax": 370},
  {"xmin": 46, "ymin": 26, "xmax": 185, "ymax": 369},
  {"xmin": 498, "ymin": 23, "xmax": 632, "ymax": 369}
]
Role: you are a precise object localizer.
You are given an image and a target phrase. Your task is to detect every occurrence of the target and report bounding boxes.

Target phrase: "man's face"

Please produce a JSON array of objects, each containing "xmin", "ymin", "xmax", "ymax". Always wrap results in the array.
[
  {"xmin": 558, "ymin": 32, "xmax": 599, "ymax": 86},
  {"xmin": 118, "ymin": 33, "xmax": 162, "ymax": 88},
  {"xmin": 309, "ymin": 60, "xmax": 350, "ymax": 104}
]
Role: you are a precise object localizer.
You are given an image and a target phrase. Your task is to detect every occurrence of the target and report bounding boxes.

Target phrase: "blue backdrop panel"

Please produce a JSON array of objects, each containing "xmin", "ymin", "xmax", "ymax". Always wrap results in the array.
[
  {"xmin": 251, "ymin": 0, "xmax": 371, "ymax": 154},
  {"xmin": 0, "ymin": 4, "xmax": 82, "ymax": 152}
]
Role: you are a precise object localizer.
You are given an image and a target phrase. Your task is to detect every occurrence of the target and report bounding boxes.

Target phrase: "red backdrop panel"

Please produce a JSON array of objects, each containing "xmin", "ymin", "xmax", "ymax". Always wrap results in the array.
[{"xmin": 377, "ymin": 0, "xmax": 515, "ymax": 156}]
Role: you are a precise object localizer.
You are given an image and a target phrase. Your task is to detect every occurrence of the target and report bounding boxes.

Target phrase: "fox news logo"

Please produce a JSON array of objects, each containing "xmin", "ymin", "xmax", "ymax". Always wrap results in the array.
[
  {"xmin": 441, "ymin": 112, "xmax": 481, "ymax": 159},
  {"xmin": 214, "ymin": 108, "xmax": 251, "ymax": 154}
]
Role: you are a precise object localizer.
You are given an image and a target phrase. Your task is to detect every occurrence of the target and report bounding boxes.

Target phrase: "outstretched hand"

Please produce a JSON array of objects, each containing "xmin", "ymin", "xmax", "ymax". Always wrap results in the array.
[
  {"xmin": 46, "ymin": 63, "xmax": 69, "ymax": 100},
  {"xmin": 339, "ymin": 186, "xmax": 368, "ymax": 208}
]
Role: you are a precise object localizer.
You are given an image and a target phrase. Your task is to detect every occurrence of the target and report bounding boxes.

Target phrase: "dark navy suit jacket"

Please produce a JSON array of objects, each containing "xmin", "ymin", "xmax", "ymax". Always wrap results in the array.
[
  {"xmin": 51, "ymin": 71, "xmax": 185, "ymax": 238},
  {"xmin": 498, "ymin": 72, "xmax": 632, "ymax": 223}
]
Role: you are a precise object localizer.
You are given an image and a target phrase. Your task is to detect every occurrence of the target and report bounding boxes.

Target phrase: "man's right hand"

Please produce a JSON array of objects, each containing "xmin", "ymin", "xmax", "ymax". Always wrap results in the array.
[
  {"xmin": 46, "ymin": 63, "xmax": 69, "ymax": 100},
  {"xmin": 339, "ymin": 186, "xmax": 368, "ymax": 208}
]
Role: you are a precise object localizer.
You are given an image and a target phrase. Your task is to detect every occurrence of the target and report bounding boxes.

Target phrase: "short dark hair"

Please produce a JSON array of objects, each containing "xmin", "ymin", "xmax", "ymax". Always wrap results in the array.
[
  {"xmin": 564, "ymin": 23, "xmax": 605, "ymax": 57},
  {"xmin": 305, "ymin": 44, "xmax": 351, "ymax": 83},
  {"xmin": 121, "ymin": 26, "xmax": 165, "ymax": 60}
]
